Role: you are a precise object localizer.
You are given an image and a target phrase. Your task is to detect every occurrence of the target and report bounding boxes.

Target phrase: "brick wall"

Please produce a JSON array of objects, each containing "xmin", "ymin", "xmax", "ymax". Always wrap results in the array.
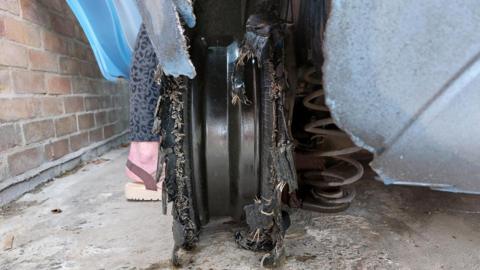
[{"xmin": 0, "ymin": 0, "xmax": 129, "ymax": 184}]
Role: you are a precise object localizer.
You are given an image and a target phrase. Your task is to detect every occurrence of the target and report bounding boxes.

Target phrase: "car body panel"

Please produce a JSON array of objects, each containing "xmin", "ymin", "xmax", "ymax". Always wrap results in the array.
[{"xmin": 324, "ymin": 0, "xmax": 480, "ymax": 193}]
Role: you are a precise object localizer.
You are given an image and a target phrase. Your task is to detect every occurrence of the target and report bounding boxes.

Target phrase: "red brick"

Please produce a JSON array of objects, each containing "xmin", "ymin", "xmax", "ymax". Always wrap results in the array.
[
  {"xmin": 67, "ymin": 41, "xmax": 87, "ymax": 60},
  {"xmin": 46, "ymin": 75, "xmax": 70, "ymax": 95},
  {"xmin": 0, "ymin": 17, "xmax": 5, "ymax": 36},
  {"xmin": 0, "ymin": 0, "xmax": 20, "ymax": 15},
  {"xmin": 50, "ymin": 13, "xmax": 74, "ymax": 37},
  {"xmin": 2, "ymin": 16, "xmax": 40, "ymax": 47},
  {"xmin": 78, "ymin": 113, "xmax": 94, "ymax": 130},
  {"xmin": 65, "ymin": 40, "xmax": 74, "ymax": 57},
  {"xmin": 113, "ymin": 95, "xmax": 128, "ymax": 107},
  {"xmin": 12, "ymin": 70, "xmax": 45, "ymax": 94},
  {"xmin": 107, "ymin": 109, "xmax": 119, "ymax": 123},
  {"xmin": 85, "ymin": 96, "xmax": 99, "ymax": 111},
  {"xmin": 23, "ymin": 119, "xmax": 54, "ymax": 144},
  {"xmin": 0, "ymin": 124, "xmax": 21, "ymax": 152},
  {"xmin": 63, "ymin": 4, "xmax": 76, "ymax": 21},
  {"xmin": 78, "ymin": 62, "xmax": 101, "ymax": 79},
  {"xmin": 89, "ymin": 127, "xmax": 103, "ymax": 142},
  {"xmin": 89, "ymin": 80, "xmax": 105, "ymax": 94},
  {"xmin": 40, "ymin": 96, "xmax": 64, "ymax": 116},
  {"xmin": 38, "ymin": 0, "xmax": 63, "ymax": 13},
  {"xmin": 69, "ymin": 131, "xmax": 89, "ymax": 151},
  {"xmin": 94, "ymin": 111, "xmax": 107, "ymax": 126},
  {"xmin": 0, "ymin": 69, "xmax": 12, "ymax": 94},
  {"xmin": 54, "ymin": 115, "xmax": 77, "ymax": 136},
  {"xmin": 112, "ymin": 96, "xmax": 121, "ymax": 107},
  {"xmin": 90, "ymin": 79, "xmax": 104, "ymax": 94},
  {"xmin": 0, "ymin": 41, "xmax": 28, "ymax": 68},
  {"xmin": 104, "ymin": 81, "xmax": 117, "ymax": 94},
  {"xmin": 19, "ymin": 0, "xmax": 50, "ymax": 27},
  {"xmin": 116, "ymin": 80, "xmax": 128, "ymax": 91},
  {"xmin": 99, "ymin": 96, "xmax": 112, "ymax": 109},
  {"xmin": 114, "ymin": 120, "xmax": 127, "ymax": 133},
  {"xmin": 8, "ymin": 146, "xmax": 44, "ymax": 176},
  {"xmin": 29, "ymin": 50, "xmax": 58, "ymax": 72},
  {"xmin": 63, "ymin": 96, "xmax": 84, "ymax": 113},
  {"xmin": 45, "ymin": 138, "xmax": 69, "ymax": 161},
  {"xmin": 91, "ymin": 65, "xmax": 103, "ymax": 78},
  {"xmin": 79, "ymin": 61, "xmax": 98, "ymax": 78},
  {"xmin": 72, "ymin": 21, "xmax": 89, "ymax": 44},
  {"xmin": 59, "ymin": 57, "xmax": 80, "ymax": 75},
  {"xmin": 103, "ymin": 124, "xmax": 114, "ymax": 139},
  {"xmin": 113, "ymin": 122, "xmax": 121, "ymax": 134},
  {"xmin": 120, "ymin": 107, "xmax": 128, "ymax": 118},
  {"xmin": 0, "ymin": 97, "xmax": 40, "ymax": 122},
  {"xmin": 86, "ymin": 48, "xmax": 95, "ymax": 62},
  {"xmin": 71, "ymin": 77, "xmax": 93, "ymax": 94},
  {"xmin": 43, "ymin": 30, "xmax": 68, "ymax": 54},
  {"xmin": 80, "ymin": 31, "xmax": 88, "ymax": 45}
]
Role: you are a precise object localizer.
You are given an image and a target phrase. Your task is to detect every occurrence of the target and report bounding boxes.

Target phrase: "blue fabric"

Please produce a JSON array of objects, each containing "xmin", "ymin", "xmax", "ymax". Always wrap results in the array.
[{"xmin": 66, "ymin": 0, "xmax": 142, "ymax": 81}]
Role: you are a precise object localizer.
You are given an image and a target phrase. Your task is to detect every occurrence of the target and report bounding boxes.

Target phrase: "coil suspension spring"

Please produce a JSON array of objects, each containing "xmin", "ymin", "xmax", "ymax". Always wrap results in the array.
[{"xmin": 300, "ymin": 67, "xmax": 364, "ymax": 212}]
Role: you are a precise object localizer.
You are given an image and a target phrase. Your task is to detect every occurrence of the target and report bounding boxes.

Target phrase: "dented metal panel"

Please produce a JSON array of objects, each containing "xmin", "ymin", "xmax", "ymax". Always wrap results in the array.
[{"xmin": 324, "ymin": 0, "xmax": 480, "ymax": 193}]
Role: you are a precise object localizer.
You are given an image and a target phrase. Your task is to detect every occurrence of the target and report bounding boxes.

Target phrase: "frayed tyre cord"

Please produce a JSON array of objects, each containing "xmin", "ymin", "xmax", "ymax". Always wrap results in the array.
[
  {"xmin": 150, "ymin": 8, "xmax": 297, "ymax": 269},
  {"xmin": 234, "ymin": 13, "xmax": 297, "ymax": 268},
  {"xmin": 153, "ymin": 74, "xmax": 199, "ymax": 266}
]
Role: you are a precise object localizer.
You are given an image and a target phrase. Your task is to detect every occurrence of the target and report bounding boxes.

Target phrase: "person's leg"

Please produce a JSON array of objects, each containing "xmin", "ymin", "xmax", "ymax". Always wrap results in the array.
[{"xmin": 125, "ymin": 24, "xmax": 162, "ymax": 199}]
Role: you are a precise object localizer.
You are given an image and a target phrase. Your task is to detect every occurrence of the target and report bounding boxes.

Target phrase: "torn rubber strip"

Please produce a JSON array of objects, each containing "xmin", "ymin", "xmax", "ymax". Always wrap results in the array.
[{"xmin": 234, "ymin": 12, "xmax": 297, "ymax": 268}]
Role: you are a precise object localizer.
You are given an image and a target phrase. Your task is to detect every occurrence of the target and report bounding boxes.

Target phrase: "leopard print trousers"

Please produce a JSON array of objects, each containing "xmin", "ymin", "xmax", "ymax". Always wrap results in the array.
[{"xmin": 128, "ymin": 24, "xmax": 161, "ymax": 142}]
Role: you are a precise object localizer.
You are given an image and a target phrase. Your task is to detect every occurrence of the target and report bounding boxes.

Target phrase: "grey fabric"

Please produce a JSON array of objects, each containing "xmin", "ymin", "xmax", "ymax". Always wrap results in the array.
[
  {"xmin": 136, "ymin": 0, "xmax": 196, "ymax": 79},
  {"xmin": 128, "ymin": 24, "xmax": 161, "ymax": 142}
]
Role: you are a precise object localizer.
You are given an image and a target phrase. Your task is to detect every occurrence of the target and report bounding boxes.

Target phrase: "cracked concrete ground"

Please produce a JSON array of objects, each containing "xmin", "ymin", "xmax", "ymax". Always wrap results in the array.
[{"xmin": 1, "ymin": 147, "xmax": 480, "ymax": 269}]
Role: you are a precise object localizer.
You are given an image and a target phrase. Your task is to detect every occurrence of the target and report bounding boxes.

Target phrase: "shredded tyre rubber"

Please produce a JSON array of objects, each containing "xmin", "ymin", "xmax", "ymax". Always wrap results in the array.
[
  {"xmin": 151, "ymin": 3, "xmax": 298, "ymax": 268},
  {"xmin": 233, "ymin": 12, "xmax": 298, "ymax": 268},
  {"xmin": 153, "ymin": 74, "xmax": 199, "ymax": 265}
]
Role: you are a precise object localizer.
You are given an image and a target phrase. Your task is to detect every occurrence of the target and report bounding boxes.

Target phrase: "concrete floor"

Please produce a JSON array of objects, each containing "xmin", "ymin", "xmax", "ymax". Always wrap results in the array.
[{"xmin": 1, "ymin": 147, "xmax": 480, "ymax": 269}]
